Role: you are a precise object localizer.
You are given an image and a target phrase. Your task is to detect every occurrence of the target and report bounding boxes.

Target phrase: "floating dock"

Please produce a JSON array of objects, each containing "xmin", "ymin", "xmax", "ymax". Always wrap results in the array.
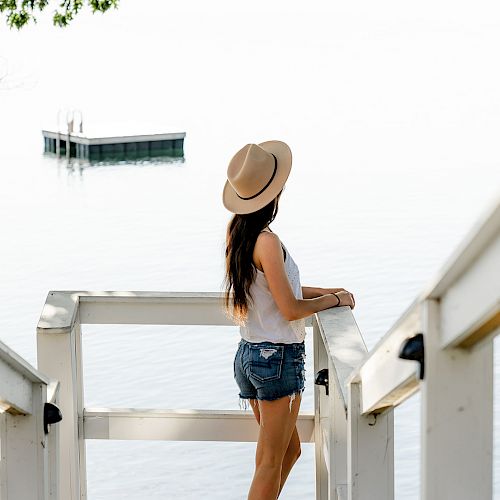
[{"xmin": 42, "ymin": 130, "xmax": 186, "ymax": 161}]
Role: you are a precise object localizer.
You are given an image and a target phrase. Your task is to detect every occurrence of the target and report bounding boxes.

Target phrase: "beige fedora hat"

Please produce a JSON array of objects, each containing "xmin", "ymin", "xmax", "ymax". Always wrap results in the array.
[{"xmin": 222, "ymin": 140, "xmax": 292, "ymax": 214}]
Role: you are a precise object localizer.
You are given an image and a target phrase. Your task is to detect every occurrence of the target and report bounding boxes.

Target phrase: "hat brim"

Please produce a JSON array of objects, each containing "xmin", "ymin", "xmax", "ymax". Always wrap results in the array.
[{"xmin": 222, "ymin": 140, "xmax": 292, "ymax": 215}]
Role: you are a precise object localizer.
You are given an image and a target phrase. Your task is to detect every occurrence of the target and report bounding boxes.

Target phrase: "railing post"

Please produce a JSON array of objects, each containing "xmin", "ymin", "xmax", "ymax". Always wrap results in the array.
[
  {"xmin": 329, "ymin": 365, "xmax": 348, "ymax": 499},
  {"xmin": 0, "ymin": 383, "xmax": 50, "ymax": 499},
  {"xmin": 347, "ymin": 381, "xmax": 394, "ymax": 500},
  {"xmin": 313, "ymin": 317, "xmax": 329, "ymax": 499},
  {"xmin": 37, "ymin": 318, "xmax": 86, "ymax": 500},
  {"xmin": 420, "ymin": 299, "xmax": 493, "ymax": 499},
  {"xmin": 313, "ymin": 308, "xmax": 367, "ymax": 500},
  {"xmin": 46, "ymin": 382, "xmax": 61, "ymax": 500}
]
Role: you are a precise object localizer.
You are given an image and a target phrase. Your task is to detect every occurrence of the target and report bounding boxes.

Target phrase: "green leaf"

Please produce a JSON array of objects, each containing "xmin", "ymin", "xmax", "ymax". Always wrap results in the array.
[{"xmin": 1, "ymin": 0, "xmax": 120, "ymax": 29}]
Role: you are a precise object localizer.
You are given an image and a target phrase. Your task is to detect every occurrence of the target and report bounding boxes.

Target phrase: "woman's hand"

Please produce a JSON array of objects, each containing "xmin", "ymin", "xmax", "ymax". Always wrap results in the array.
[{"xmin": 327, "ymin": 288, "xmax": 355, "ymax": 309}]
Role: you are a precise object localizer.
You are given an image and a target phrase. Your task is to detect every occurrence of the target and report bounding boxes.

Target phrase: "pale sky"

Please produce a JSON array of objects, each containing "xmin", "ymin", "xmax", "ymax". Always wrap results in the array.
[{"xmin": 1, "ymin": 0, "xmax": 500, "ymax": 176}]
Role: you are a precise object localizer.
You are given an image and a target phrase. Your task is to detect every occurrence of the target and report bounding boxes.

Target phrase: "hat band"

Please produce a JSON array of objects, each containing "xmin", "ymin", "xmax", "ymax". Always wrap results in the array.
[{"xmin": 236, "ymin": 154, "xmax": 277, "ymax": 201}]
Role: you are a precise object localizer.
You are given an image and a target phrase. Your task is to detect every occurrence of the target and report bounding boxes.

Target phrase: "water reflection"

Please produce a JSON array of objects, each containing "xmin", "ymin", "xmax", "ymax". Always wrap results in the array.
[{"xmin": 42, "ymin": 152, "xmax": 185, "ymax": 174}]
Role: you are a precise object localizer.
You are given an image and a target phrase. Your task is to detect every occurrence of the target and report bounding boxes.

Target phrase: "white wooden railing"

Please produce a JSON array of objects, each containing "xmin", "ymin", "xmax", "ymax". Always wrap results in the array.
[
  {"xmin": 340, "ymin": 197, "xmax": 499, "ymax": 500},
  {"xmin": 306, "ymin": 199, "xmax": 499, "ymax": 500},
  {"xmin": 312, "ymin": 297, "xmax": 396, "ymax": 500},
  {"xmin": 0, "ymin": 338, "xmax": 61, "ymax": 500},
  {"xmin": 35, "ymin": 288, "xmax": 368, "ymax": 500},
  {"xmin": 1, "ymin": 197, "xmax": 497, "ymax": 499},
  {"xmin": 36, "ymin": 291, "xmax": 317, "ymax": 500}
]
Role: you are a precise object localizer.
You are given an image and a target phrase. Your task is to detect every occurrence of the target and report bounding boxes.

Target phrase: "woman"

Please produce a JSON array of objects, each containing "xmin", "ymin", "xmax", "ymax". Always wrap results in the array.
[{"xmin": 222, "ymin": 141, "xmax": 355, "ymax": 500}]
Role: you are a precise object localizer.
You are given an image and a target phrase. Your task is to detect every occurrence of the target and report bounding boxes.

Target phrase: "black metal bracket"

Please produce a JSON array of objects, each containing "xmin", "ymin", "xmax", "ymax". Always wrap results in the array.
[
  {"xmin": 44, "ymin": 403, "xmax": 63, "ymax": 434},
  {"xmin": 314, "ymin": 368, "xmax": 329, "ymax": 395},
  {"xmin": 398, "ymin": 332, "xmax": 425, "ymax": 380}
]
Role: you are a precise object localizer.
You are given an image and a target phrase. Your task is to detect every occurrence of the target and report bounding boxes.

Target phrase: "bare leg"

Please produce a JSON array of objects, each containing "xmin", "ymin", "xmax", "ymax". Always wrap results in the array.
[
  {"xmin": 247, "ymin": 393, "xmax": 302, "ymax": 499},
  {"xmin": 249, "ymin": 399, "xmax": 302, "ymax": 497},
  {"xmin": 277, "ymin": 426, "xmax": 301, "ymax": 497}
]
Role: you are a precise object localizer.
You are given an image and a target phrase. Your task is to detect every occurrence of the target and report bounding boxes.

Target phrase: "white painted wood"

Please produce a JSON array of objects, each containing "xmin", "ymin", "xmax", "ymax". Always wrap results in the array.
[
  {"xmin": 0, "ymin": 383, "xmax": 50, "ymax": 500},
  {"xmin": 313, "ymin": 319, "xmax": 329, "ymax": 500},
  {"xmin": 47, "ymin": 380, "xmax": 60, "ymax": 404},
  {"xmin": 37, "ymin": 292, "xmax": 232, "ymax": 333},
  {"xmin": 35, "ymin": 290, "xmax": 314, "ymax": 499},
  {"xmin": 344, "ymin": 198, "xmax": 499, "ymax": 411},
  {"xmin": 312, "ymin": 307, "xmax": 369, "ymax": 499},
  {"xmin": 28, "ymin": 197, "xmax": 497, "ymax": 500},
  {"xmin": 423, "ymin": 197, "xmax": 499, "ymax": 300},
  {"xmin": 33, "ymin": 383, "xmax": 49, "ymax": 500},
  {"xmin": 322, "ymin": 347, "xmax": 333, "ymax": 498},
  {"xmin": 346, "ymin": 300, "xmax": 421, "ymax": 414},
  {"xmin": 0, "ymin": 339, "xmax": 51, "ymax": 415},
  {"xmin": 0, "ymin": 358, "xmax": 33, "ymax": 415},
  {"xmin": 421, "ymin": 299, "xmax": 493, "ymax": 500},
  {"xmin": 0, "ymin": 339, "xmax": 51, "ymax": 384},
  {"xmin": 37, "ymin": 291, "xmax": 314, "ymax": 334},
  {"xmin": 0, "ymin": 412, "xmax": 7, "ymax": 498},
  {"xmin": 439, "ymin": 232, "xmax": 500, "ymax": 348},
  {"xmin": 46, "ymin": 384, "xmax": 60, "ymax": 500},
  {"xmin": 329, "ymin": 367, "xmax": 348, "ymax": 500},
  {"xmin": 37, "ymin": 324, "xmax": 83, "ymax": 500},
  {"xmin": 37, "ymin": 291, "xmax": 79, "ymax": 334},
  {"xmin": 83, "ymin": 408, "xmax": 314, "ymax": 442},
  {"xmin": 0, "ymin": 340, "xmax": 58, "ymax": 499},
  {"xmin": 74, "ymin": 322, "xmax": 87, "ymax": 500},
  {"xmin": 313, "ymin": 308, "xmax": 368, "ymax": 409},
  {"xmin": 347, "ymin": 382, "xmax": 394, "ymax": 500},
  {"xmin": 336, "ymin": 485, "xmax": 347, "ymax": 500},
  {"xmin": 78, "ymin": 294, "xmax": 233, "ymax": 327}
]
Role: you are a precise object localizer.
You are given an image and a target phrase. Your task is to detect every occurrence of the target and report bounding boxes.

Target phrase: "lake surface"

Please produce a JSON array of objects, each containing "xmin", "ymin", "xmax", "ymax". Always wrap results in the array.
[
  {"xmin": 0, "ymin": 134, "xmax": 498, "ymax": 499},
  {"xmin": 1, "ymin": 1, "xmax": 499, "ymax": 497}
]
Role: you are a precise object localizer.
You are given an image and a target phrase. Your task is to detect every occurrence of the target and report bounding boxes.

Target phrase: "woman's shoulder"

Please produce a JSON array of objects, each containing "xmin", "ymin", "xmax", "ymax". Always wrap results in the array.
[
  {"xmin": 254, "ymin": 229, "xmax": 285, "ymax": 268},
  {"xmin": 256, "ymin": 228, "xmax": 281, "ymax": 245}
]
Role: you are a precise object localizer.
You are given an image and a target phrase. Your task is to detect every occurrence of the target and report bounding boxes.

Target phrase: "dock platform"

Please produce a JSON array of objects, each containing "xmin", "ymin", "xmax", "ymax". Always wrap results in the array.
[{"xmin": 42, "ymin": 130, "xmax": 186, "ymax": 161}]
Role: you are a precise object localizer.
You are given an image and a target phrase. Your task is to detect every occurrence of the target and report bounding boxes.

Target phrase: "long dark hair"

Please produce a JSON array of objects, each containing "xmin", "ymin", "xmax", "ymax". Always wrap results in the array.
[{"xmin": 223, "ymin": 192, "xmax": 281, "ymax": 325}]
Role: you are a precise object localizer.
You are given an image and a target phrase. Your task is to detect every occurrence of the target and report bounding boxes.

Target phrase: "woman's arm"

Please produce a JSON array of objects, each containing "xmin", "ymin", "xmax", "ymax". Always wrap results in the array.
[
  {"xmin": 255, "ymin": 233, "xmax": 353, "ymax": 321},
  {"xmin": 302, "ymin": 286, "xmax": 327, "ymax": 299},
  {"xmin": 302, "ymin": 286, "xmax": 347, "ymax": 299}
]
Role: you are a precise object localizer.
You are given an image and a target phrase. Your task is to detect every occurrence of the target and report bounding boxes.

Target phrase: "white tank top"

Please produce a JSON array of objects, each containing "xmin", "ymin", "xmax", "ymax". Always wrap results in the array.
[{"xmin": 239, "ymin": 230, "xmax": 306, "ymax": 344}]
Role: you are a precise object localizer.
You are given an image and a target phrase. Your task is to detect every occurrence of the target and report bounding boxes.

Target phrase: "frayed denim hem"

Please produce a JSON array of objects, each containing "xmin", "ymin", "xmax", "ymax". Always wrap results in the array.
[{"xmin": 238, "ymin": 386, "xmax": 305, "ymax": 414}]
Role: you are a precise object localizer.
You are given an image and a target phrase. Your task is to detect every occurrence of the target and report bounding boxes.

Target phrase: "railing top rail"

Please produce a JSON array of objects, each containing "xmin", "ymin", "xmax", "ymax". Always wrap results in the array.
[
  {"xmin": 314, "ymin": 306, "xmax": 368, "ymax": 410},
  {"xmin": 347, "ymin": 296, "xmax": 421, "ymax": 384},
  {"xmin": 422, "ymin": 196, "xmax": 499, "ymax": 299},
  {"xmin": 348, "ymin": 197, "xmax": 500, "ymax": 381},
  {"xmin": 37, "ymin": 291, "xmax": 229, "ymax": 334},
  {"xmin": 0, "ymin": 338, "xmax": 50, "ymax": 385},
  {"xmin": 341, "ymin": 197, "xmax": 500, "ymax": 415}
]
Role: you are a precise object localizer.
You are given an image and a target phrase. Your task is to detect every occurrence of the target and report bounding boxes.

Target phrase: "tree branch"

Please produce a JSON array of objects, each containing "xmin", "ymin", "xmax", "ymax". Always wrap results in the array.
[{"xmin": 0, "ymin": 0, "xmax": 118, "ymax": 29}]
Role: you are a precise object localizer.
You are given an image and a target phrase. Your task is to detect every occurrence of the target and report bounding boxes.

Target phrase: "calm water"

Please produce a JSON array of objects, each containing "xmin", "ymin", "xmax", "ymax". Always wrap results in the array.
[
  {"xmin": 1, "ymin": 135, "xmax": 498, "ymax": 499},
  {"xmin": 1, "ymin": 1, "xmax": 500, "ymax": 497}
]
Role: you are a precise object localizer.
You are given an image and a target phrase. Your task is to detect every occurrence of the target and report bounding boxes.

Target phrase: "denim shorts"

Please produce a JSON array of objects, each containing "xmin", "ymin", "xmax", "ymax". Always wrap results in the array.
[{"xmin": 234, "ymin": 338, "xmax": 306, "ymax": 412}]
